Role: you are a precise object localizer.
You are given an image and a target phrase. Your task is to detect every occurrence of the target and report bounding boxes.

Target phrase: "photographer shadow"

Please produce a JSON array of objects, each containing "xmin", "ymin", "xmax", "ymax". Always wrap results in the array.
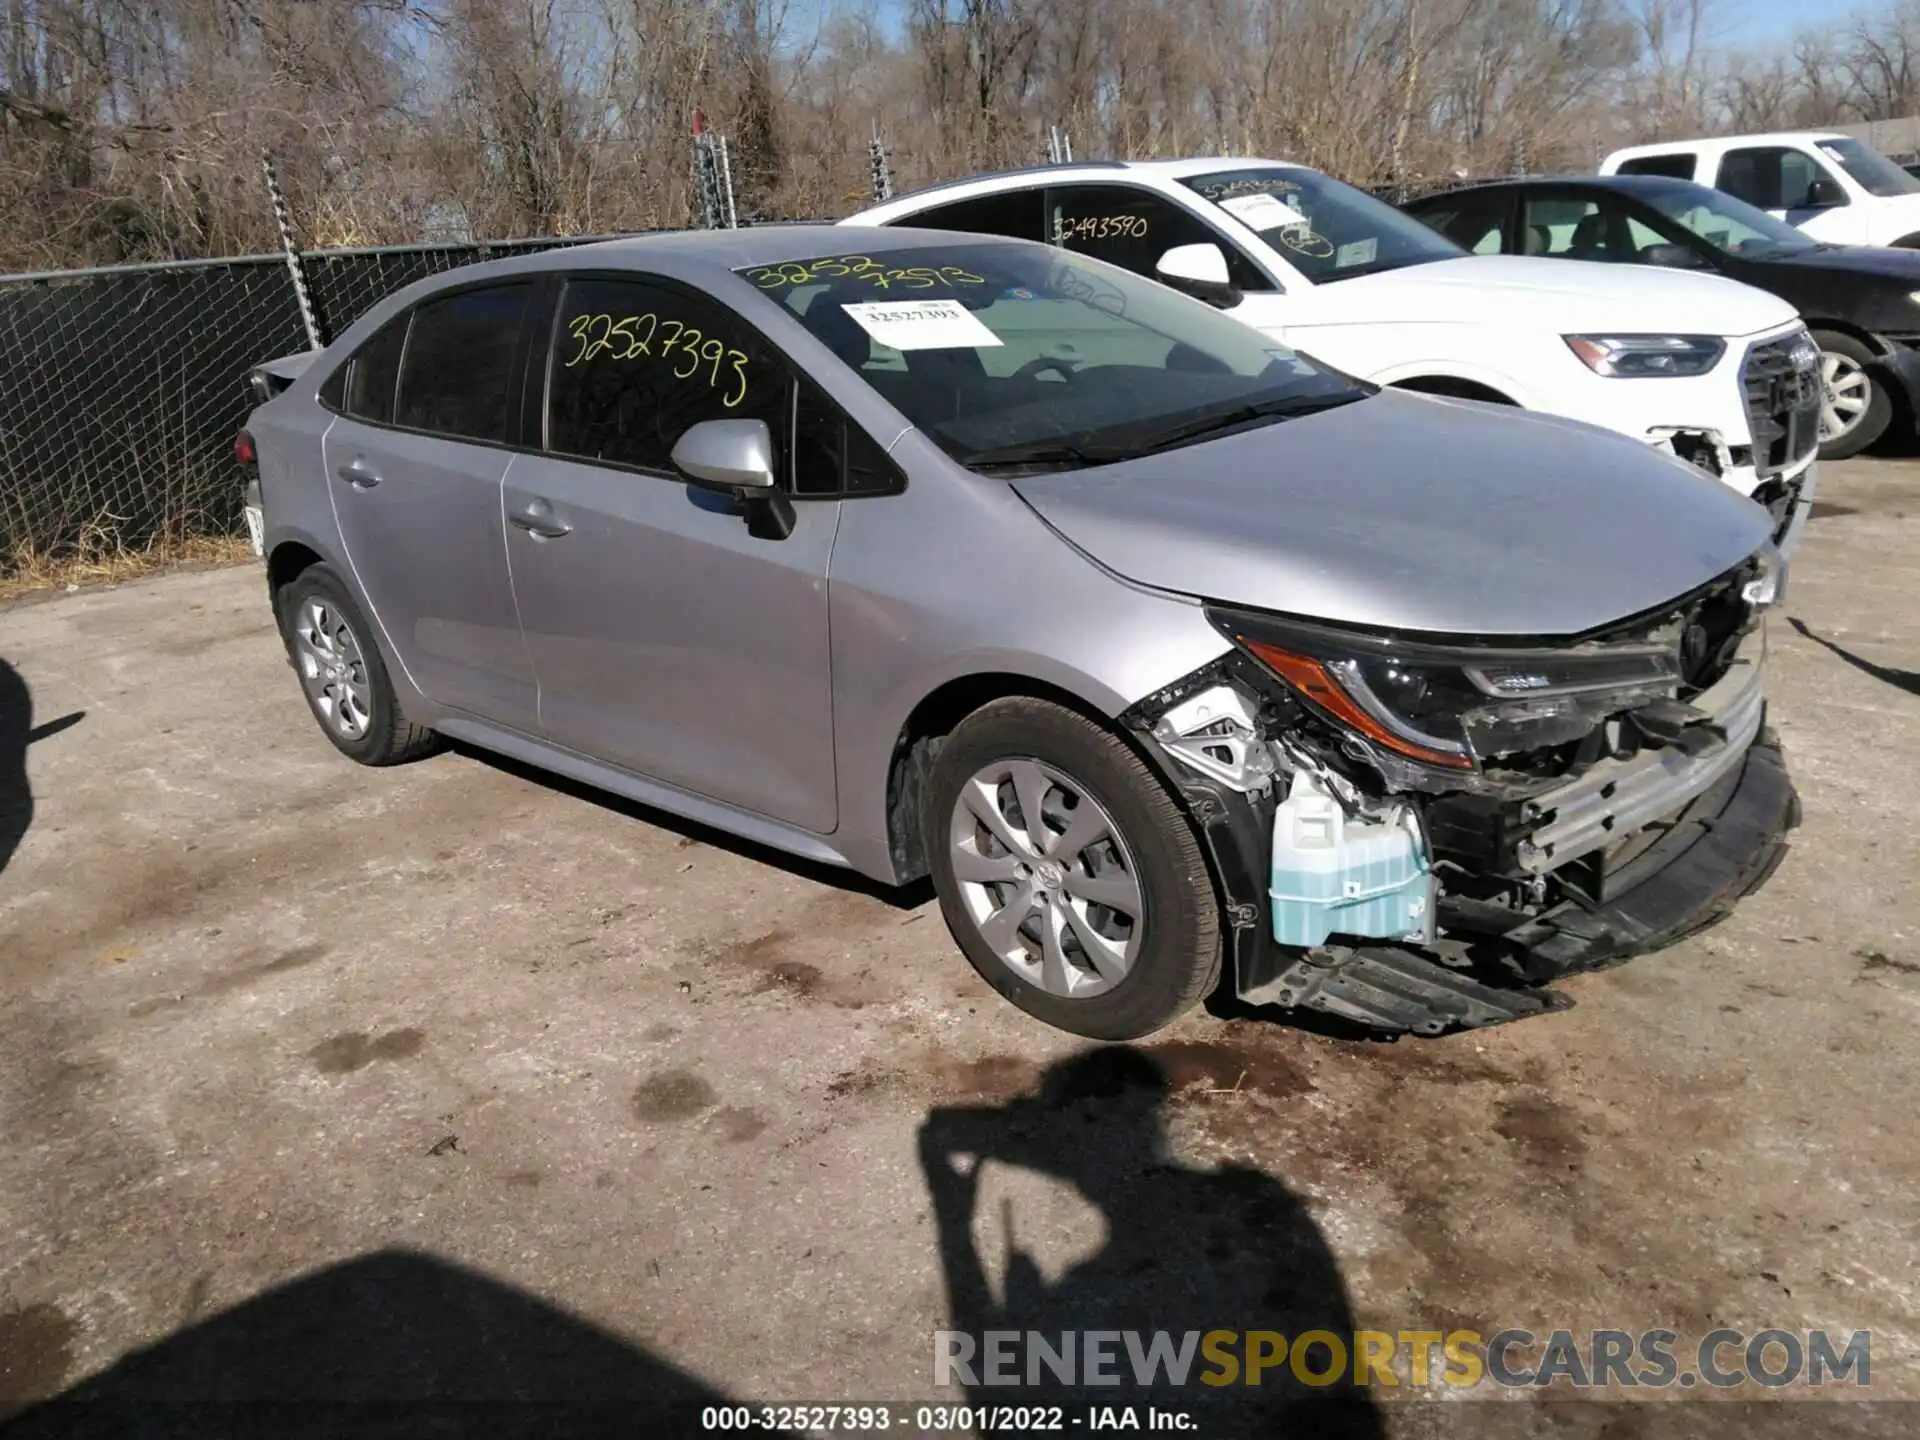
[
  {"xmin": 919, "ymin": 1047, "xmax": 1383, "ymax": 1437},
  {"xmin": 4, "ymin": 1248, "xmax": 786, "ymax": 1439},
  {"xmin": 1, "ymin": 657, "xmax": 84, "ymax": 879}
]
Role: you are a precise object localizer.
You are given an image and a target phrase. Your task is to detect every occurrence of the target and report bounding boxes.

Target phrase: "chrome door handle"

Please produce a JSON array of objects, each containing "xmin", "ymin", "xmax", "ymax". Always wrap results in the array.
[
  {"xmin": 508, "ymin": 498, "xmax": 572, "ymax": 540},
  {"xmin": 335, "ymin": 459, "xmax": 382, "ymax": 489}
]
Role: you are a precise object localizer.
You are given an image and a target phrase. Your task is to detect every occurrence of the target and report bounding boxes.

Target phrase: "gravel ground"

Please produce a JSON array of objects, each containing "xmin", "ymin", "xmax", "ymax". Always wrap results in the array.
[{"xmin": 2, "ymin": 456, "xmax": 1916, "ymax": 1437}]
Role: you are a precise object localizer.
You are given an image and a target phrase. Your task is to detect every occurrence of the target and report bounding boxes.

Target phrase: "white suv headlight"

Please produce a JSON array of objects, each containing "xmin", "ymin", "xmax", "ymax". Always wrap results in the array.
[{"xmin": 1564, "ymin": 334, "xmax": 1726, "ymax": 378}]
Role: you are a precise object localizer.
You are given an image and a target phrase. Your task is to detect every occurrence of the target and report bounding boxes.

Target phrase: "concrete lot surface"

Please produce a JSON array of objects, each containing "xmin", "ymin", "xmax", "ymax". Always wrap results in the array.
[{"xmin": 2, "ymin": 457, "xmax": 1918, "ymax": 1435}]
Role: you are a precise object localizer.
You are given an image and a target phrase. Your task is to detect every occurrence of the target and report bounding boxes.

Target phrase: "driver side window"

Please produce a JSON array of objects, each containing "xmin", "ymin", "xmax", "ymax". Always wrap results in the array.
[
  {"xmin": 1045, "ymin": 184, "xmax": 1271, "ymax": 290},
  {"xmin": 1716, "ymin": 147, "xmax": 1843, "ymax": 210},
  {"xmin": 545, "ymin": 277, "xmax": 785, "ymax": 476},
  {"xmin": 1521, "ymin": 196, "xmax": 1615, "ymax": 260}
]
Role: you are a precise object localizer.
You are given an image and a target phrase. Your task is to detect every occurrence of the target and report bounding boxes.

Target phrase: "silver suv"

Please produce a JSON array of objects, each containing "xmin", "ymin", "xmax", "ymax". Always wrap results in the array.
[{"xmin": 244, "ymin": 226, "xmax": 1796, "ymax": 1039}]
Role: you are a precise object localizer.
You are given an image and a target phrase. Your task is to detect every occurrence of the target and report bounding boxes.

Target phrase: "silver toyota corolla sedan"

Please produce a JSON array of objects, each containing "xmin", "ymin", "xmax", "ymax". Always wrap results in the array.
[{"xmin": 243, "ymin": 225, "xmax": 1798, "ymax": 1039}]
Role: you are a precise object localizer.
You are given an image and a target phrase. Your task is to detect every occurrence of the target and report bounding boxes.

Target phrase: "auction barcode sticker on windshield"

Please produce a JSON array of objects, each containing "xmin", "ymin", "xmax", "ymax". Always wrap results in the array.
[
  {"xmin": 1219, "ymin": 192, "xmax": 1305, "ymax": 230},
  {"xmin": 841, "ymin": 298, "xmax": 1002, "ymax": 351}
]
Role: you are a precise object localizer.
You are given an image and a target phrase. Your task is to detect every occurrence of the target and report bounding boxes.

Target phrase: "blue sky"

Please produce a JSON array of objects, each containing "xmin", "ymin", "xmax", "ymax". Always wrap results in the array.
[{"xmin": 1718, "ymin": 0, "xmax": 1822, "ymax": 49}]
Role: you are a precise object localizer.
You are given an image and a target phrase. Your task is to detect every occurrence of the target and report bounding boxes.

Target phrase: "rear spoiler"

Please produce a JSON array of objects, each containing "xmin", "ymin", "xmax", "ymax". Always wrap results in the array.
[{"xmin": 247, "ymin": 351, "xmax": 320, "ymax": 404}]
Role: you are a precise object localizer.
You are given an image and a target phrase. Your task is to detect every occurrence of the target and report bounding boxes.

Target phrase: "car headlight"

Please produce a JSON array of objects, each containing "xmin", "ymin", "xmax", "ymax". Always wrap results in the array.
[
  {"xmin": 1564, "ymin": 334, "xmax": 1726, "ymax": 378},
  {"xmin": 1212, "ymin": 613, "xmax": 1683, "ymax": 768}
]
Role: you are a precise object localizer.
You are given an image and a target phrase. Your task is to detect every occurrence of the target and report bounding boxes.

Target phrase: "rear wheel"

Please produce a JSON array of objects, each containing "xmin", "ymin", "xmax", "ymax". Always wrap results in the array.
[
  {"xmin": 925, "ymin": 698, "xmax": 1221, "ymax": 1039},
  {"xmin": 277, "ymin": 564, "xmax": 439, "ymax": 766},
  {"xmin": 1812, "ymin": 330, "xmax": 1890, "ymax": 460}
]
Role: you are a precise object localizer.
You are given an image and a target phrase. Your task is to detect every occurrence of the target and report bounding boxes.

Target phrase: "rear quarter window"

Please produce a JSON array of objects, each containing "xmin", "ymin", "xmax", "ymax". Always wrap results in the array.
[
  {"xmin": 1617, "ymin": 154, "xmax": 1697, "ymax": 180},
  {"xmin": 393, "ymin": 283, "xmax": 532, "ymax": 442},
  {"xmin": 898, "ymin": 190, "xmax": 1048, "ymax": 242},
  {"xmin": 341, "ymin": 316, "xmax": 408, "ymax": 424}
]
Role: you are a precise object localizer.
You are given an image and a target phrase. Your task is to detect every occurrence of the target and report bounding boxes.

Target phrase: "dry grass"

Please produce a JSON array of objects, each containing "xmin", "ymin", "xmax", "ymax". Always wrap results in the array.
[{"xmin": 1, "ymin": 528, "xmax": 256, "ymax": 602}]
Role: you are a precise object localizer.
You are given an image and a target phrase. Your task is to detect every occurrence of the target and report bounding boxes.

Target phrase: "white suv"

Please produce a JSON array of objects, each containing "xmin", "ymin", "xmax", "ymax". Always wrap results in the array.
[
  {"xmin": 1601, "ymin": 132, "xmax": 1920, "ymax": 248},
  {"xmin": 846, "ymin": 159, "xmax": 1820, "ymax": 549}
]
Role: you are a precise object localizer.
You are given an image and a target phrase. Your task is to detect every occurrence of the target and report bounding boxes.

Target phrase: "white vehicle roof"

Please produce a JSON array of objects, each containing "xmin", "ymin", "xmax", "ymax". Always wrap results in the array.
[
  {"xmin": 1607, "ymin": 132, "xmax": 1850, "ymax": 158},
  {"xmin": 865, "ymin": 156, "xmax": 1309, "ymax": 212}
]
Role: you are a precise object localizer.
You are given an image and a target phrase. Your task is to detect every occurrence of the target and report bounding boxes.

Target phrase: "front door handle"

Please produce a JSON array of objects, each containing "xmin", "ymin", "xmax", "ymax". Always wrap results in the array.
[
  {"xmin": 508, "ymin": 497, "xmax": 572, "ymax": 540},
  {"xmin": 335, "ymin": 459, "xmax": 382, "ymax": 489}
]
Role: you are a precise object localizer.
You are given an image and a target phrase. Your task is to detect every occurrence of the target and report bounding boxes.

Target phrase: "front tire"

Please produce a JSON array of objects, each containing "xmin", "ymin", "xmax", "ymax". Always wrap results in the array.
[
  {"xmin": 1813, "ymin": 330, "xmax": 1891, "ymax": 460},
  {"xmin": 925, "ymin": 698, "xmax": 1221, "ymax": 1039},
  {"xmin": 276, "ymin": 564, "xmax": 440, "ymax": 766}
]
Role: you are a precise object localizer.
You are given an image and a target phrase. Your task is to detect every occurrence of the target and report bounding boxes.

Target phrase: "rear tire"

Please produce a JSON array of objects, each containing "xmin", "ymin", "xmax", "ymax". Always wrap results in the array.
[
  {"xmin": 925, "ymin": 697, "xmax": 1221, "ymax": 1039},
  {"xmin": 1812, "ymin": 330, "xmax": 1890, "ymax": 460},
  {"xmin": 276, "ymin": 564, "xmax": 440, "ymax": 766}
]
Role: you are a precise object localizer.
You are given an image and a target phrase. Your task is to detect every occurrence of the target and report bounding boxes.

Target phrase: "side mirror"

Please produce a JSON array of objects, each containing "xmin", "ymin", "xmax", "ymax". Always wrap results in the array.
[
  {"xmin": 1803, "ymin": 176, "xmax": 1847, "ymax": 209},
  {"xmin": 670, "ymin": 417, "xmax": 793, "ymax": 540},
  {"xmin": 670, "ymin": 418, "xmax": 776, "ymax": 491},
  {"xmin": 1155, "ymin": 243, "xmax": 1243, "ymax": 309},
  {"xmin": 1642, "ymin": 242, "xmax": 1705, "ymax": 269}
]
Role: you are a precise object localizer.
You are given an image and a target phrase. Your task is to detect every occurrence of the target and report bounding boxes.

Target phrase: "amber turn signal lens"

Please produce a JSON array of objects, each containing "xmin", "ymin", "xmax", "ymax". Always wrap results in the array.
[{"xmin": 1240, "ymin": 638, "xmax": 1474, "ymax": 770}]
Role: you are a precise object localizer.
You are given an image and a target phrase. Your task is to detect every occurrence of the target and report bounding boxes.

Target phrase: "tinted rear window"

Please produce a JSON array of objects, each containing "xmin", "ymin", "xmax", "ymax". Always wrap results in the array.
[
  {"xmin": 394, "ymin": 283, "xmax": 532, "ymax": 442},
  {"xmin": 903, "ymin": 190, "xmax": 1048, "ymax": 242},
  {"xmin": 1617, "ymin": 154, "xmax": 1696, "ymax": 180},
  {"xmin": 343, "ymin": 317, "xmax": 407, "ymax": 424}
]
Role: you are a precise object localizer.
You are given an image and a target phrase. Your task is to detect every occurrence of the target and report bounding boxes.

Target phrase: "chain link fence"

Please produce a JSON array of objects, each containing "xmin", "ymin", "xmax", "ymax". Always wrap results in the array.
[
  {"xmin": 0, "ymin": 234, "xmax": 635, "ymax": 576},
  {"xmin": 0, "ymin": 153, "xmax": 1484, "ymax": 580}
]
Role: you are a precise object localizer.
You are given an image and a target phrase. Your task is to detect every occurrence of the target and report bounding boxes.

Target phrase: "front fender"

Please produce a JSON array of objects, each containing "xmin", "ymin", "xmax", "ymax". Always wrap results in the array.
[{"xmin": 1365, "ymin": 358, "xmax": 1540, "ymax": 409}]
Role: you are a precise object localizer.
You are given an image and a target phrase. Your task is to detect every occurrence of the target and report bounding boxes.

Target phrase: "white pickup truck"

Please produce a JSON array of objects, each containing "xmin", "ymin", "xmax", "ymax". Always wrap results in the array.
[
  {"xmin": 846, "ymin": 158, "xmax": 1821, "ymax": 550},
  {"xmin": 1601, "ymin": 132, "xmax": 1920, "ymax": 248}
]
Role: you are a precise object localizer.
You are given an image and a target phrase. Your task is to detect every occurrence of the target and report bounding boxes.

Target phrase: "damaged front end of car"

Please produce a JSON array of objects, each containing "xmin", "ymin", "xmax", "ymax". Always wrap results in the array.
[{"xmin": 1122, "ymin": 548, "xmax": 1801, "ymax": 1035}]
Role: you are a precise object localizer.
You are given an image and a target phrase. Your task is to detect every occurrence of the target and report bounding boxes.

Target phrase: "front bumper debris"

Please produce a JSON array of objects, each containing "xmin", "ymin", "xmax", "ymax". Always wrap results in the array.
[
  {"xmin": 1130, "ymin": 581, "xmax": 1797, "ymax": 1037},
  {"xmin": 1233, "ymin": 730, "xmax": 1797, "ymax": 1035},
  {"xmin": 1513, "ymin": 637, "xmax": 1764, "ymax": 873},
  {"xmin": 1500, "ymin": 729, "xmax": 1798, "ymax": 979}
]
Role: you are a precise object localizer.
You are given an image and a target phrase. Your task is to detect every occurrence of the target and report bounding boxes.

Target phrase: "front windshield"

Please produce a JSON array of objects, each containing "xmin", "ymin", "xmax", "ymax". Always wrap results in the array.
[
  {"xmin": 1815, "ymin": 137, "xmax": 1920, "ymax": 198},
  {"xmin": 739, "ymin": 243, "xmax": 1367, "ymax": 471},
  {"xmin": 1179, "ymin": 167, "xmax": 1466, "ymax": 283},
  {"xmin": 1638, "ymin": 182, "xmax": 1818, "ymax": 257}
]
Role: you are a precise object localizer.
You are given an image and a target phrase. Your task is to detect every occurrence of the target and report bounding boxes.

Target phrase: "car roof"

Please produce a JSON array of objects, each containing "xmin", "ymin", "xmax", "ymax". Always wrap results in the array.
[
  {"xmin": 531, "ymin": 223, "xmax": 1024, "ymax": 269},
  {"xmin": 875, "ymin": 156, "xmax": 1309, "ymax": 209},
  {"xmin": 333, "ymin": 224, "xmax": 1045, "ymax": 341},
  {"xmin": 380, "ymin": 223, "xmax": 1034, "ymax": 291},
  {"xmin": 1609, "ymin": 131, "xmax": 1848, "ymax": 156},
  {"xmin": 1405, "ymin": 173, "xmax": 1709, "ymax": 202}
]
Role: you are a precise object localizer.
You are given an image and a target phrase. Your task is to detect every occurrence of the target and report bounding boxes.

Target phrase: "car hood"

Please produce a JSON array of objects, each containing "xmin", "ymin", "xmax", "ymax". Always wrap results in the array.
[
  {"xmin": 1287, "ymin": 254, "xmax": 1798, "ymax": 337},
  {"xmin": 1770, "ymin": 242, "xmax": 1920, "ymax": 282},
  {"xmin": 1010, "ymin": 389, "xmax": 1771, "ymax": 638}
]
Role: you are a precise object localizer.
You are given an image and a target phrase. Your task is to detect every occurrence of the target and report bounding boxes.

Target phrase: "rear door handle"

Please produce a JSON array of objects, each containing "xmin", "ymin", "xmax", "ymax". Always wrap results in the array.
[
  {"xmin": 508, "ymin": 497, "xmax": 572, "ymax": 540},
  {"xmin": 335, "ymin": 459, "xmax": 382, "ymax": 489}
]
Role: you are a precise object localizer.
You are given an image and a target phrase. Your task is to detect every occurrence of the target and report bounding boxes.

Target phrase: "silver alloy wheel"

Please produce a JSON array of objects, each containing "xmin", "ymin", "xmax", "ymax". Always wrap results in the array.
[
  {"xmin": 1818, "ymin": 348, "xmax": 1871, "ymax": 443},
  {"xmin": 293, "ymin": 597, "xmax": 373, "ymax": 740},
  {"xmin": 947, "ymin": 758, "xmax": 1144, "ymax": 999}
]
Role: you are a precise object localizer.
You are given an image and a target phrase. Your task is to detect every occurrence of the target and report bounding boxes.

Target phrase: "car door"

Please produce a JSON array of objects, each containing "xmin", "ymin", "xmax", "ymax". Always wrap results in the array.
[
  {"xmin": 319, "ymin": 281, "xmax": 539, "ymax": 730},
  {"xmin": 1715, "ymin": 145, "xmax": 1864, "ymax": 244},
  {"xmin": 1517, "ymin": 191, "xmax": 1625, "ymax": 262},
  {"xmin": 1039, "ymin": 182, "xmax": 1288, "ymax": 333},
  {"xmin": 1515, "ymin": 187, "xmax": 1699, "ymax": 271},
  {"xmin": 1410, "ymin": 188, "xmax": 1514, "ymax": 254},
  {"xmin": 503, "ymin": 273, "xmax": 841, "ymax": 833}
]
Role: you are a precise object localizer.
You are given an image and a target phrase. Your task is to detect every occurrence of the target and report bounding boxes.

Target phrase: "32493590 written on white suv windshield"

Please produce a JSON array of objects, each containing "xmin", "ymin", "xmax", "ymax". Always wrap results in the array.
[
  {"xmin": 737, "ymin": 244, "xmax": 1367, "ymax": 472},
  {"xmin": 1178, "ymin": 166, "xmax": 1466, "ymax": 283}
]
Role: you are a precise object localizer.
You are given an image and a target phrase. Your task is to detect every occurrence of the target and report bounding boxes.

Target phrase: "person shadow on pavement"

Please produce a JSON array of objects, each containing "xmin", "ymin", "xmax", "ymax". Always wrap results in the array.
[
  {"xmin": 0, "ymin": 657, "xmax": 83, "ymax": 879},
  {"xmin": 918, "ymin": 1047, "xmax": 1384, "ymax": 1438},
  {"xmin": 4, "ymin": 1248, "xmax": 793, "ymax": 1439}
]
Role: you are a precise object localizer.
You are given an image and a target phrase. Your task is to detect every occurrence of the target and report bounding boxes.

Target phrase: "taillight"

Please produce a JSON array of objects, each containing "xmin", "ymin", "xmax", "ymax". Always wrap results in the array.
[{"xmin": 235, "ymin": 428, "xmax": 257, "ymax": 467}]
